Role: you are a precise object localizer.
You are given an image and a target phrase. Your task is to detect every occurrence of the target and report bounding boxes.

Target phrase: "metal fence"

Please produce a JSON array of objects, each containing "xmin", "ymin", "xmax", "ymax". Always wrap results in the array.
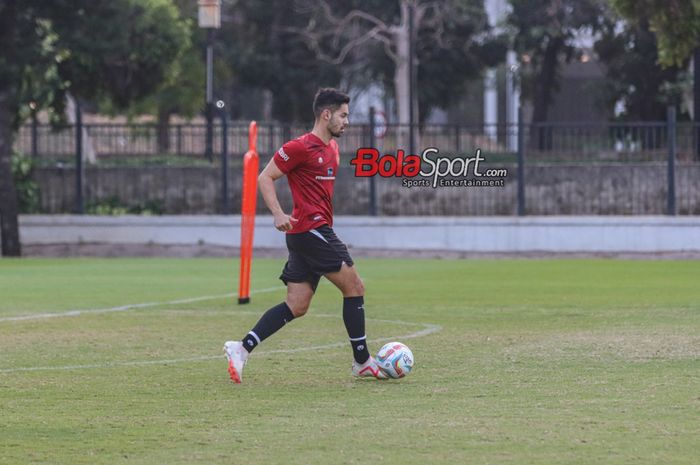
[{"xmin": 15, "ymin": 108, "xmax": 700, "ymax": 216}]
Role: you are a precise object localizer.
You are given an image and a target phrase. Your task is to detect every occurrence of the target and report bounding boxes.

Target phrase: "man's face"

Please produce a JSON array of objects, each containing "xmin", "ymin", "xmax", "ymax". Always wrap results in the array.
[{"xmin": 325, "ymin": 103, "xmax": 349, "ymax": 137}]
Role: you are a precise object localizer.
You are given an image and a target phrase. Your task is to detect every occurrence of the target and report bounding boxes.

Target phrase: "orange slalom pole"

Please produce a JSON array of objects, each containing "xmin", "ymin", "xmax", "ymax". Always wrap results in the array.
[{"xmin": 238, "ymin": 121, "xmax": 259, "ymax": 304}]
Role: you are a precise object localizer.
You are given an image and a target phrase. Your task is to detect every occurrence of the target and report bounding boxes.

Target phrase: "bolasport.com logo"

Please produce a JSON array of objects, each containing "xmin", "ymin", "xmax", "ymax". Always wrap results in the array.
[{"xmin": 349, "ymin": 147, "xmax": 508, "ymax": 188}]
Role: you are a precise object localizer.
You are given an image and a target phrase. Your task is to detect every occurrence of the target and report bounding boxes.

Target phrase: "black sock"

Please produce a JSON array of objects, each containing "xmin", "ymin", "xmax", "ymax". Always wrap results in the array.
[
  {"xmin": 241, "ymin": 302, "xmax": 295, "ymax": 353},
  {"xmin": 343, "ymin": 296, "xmax": 370, "ymax": 364}
]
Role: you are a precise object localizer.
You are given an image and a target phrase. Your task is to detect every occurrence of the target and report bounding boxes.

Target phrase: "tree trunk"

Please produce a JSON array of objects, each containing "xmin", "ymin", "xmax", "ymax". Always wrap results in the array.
[
  {"xmin": 394, "ymin": 25, "xmax": 410, "ymax": 149},
  {"xmin": 394, "ymin": 20, "xmax": 410, "ymax": 126},
  {"xmin": 531, "ymin": 36, "xmax": 563, "ymax": 151},
  {"xmin": 0, "ymin": 92, "xmax": 22, "ymax": 257},
  {"xmin": 392, "ymin": 0, "xmax": 419, "ymax": 151}
]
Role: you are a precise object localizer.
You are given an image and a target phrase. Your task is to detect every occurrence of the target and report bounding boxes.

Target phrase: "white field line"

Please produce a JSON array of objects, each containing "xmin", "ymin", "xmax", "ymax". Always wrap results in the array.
[
  {"xmin": 0, "ymin": 286, "xmax": 287, "ymax": 323},
  {"xmin": 0, "ymin": 283, "xmax": 442, "ymax": 373},
  {"xmin": 0, "ymin": 314, "xmax": 442, "ymax": 373}
]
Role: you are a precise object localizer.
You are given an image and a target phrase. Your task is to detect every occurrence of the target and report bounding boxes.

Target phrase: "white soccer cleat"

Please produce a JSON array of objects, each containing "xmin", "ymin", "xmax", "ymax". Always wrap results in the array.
[
  {"xmin": 223, "ymin": 340, "xmax": 248, "ymax": 384},
  {"xmin": 352, "ymin": 356, "xmax": 388, "ymax": 379}
]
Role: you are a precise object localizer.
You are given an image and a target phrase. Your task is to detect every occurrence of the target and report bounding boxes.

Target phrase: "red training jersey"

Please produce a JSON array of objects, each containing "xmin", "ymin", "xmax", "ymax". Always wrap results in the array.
[{"xmin": 272, "ymin": 132, "xmax": 340, "ymax": 234}]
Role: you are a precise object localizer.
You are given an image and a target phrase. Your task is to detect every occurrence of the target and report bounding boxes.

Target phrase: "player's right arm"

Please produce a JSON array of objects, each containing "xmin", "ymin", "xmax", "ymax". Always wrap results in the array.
[{"xmin": 258, "ymin": 158, "xmax": 297, "ymax": 231}]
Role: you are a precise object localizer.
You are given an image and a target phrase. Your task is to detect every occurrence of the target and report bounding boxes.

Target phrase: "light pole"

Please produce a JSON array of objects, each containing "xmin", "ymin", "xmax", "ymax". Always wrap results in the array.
[{"xmin": 198, "ymin": 0, "xmax": 221, "ymax": 161}]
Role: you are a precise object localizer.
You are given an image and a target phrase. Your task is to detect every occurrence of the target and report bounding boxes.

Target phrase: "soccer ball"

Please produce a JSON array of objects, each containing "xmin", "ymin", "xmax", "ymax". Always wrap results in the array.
[{"xmin": 375, "ymin": 342, "xmax": 414, "ymax": 378}]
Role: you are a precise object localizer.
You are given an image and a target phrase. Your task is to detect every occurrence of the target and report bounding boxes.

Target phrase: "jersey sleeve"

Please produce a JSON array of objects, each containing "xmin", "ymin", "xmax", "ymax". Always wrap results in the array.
[{"xmin": 273, "ymin": 139, "xmax": 305, "ymax": 174}]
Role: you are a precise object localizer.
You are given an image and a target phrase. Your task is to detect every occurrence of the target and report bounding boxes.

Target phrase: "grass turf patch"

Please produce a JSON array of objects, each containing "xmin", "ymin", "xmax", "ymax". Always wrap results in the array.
[{"xmin": 0, "ymin": 258, "xmax": 698, "ymax": 464}]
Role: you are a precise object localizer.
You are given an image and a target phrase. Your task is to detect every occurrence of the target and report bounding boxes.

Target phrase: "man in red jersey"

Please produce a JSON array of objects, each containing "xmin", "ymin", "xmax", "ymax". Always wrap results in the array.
[{"xmin": 223, "ymin": 88, "xmax": 386, "ymax": 383}]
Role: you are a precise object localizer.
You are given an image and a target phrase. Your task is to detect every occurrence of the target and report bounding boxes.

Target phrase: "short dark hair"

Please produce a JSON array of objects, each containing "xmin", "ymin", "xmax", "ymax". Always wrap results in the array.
[{"xmin": 313, "ymin": 88, "xmax": 350, "ymax": 118}]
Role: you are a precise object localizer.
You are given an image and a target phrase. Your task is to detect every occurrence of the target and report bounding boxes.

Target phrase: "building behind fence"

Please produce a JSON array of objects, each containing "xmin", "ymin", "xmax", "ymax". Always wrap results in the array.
[{"xmin": 14, "ymin": 109, "xmax": 700, "ymax": 216}]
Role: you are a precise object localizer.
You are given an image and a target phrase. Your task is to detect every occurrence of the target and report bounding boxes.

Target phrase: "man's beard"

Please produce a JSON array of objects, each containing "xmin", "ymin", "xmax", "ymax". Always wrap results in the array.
[{"xmin": 329, "ymin": 125, "xmax": 344, "ymax": 137}]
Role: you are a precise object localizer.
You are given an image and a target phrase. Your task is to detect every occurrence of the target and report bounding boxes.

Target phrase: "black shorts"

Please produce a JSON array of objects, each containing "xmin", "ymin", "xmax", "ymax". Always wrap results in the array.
[{"xmin": 279, "ymin": 225, "xmax": 354, "ymax": 292}]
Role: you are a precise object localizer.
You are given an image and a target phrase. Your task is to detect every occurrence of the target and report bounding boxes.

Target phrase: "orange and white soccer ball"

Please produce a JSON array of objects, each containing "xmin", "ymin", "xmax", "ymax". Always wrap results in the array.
[{"xmin": 375, "ymin": 342, "xmax": 414, "ymax": 378}]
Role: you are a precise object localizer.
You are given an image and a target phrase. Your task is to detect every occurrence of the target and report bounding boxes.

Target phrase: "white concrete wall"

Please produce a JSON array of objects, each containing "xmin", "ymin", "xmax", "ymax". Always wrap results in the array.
[{"xmin": 18, "ymin": 215, "xmax": 700, "ymax": 253}]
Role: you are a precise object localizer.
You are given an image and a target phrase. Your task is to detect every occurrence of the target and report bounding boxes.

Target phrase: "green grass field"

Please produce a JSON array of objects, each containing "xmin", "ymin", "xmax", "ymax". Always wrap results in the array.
[{"xmin": 1, "ymin": 258, "xmax": 698, "ymax": 465}]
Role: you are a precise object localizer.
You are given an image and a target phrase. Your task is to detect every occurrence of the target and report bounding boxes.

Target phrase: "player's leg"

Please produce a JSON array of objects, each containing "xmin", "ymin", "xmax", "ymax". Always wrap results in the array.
[
  {"xmin": 285, "ymin": 281, "xmax": 315, "ymax": 317},
  {"xmin": 325, "ymin": 263, "xmax": 369, "ymax": 362},
  {"xmin": 223, "ymin": 282, "xmax": 314, "ymax": 384},
  {"xmin": 241, "ymin": 281, "xmax": 313, "ymax": 352},
  {"xmin": 284, "ymin": 225, "xmax": 385, "ymax": 378},
  {"xmin": 223, "ymin": 282, "xmax": 315, "ymax": 384},
  {"xmin": 223, "ymin": 249, "xmax": 317, "ymax": 384},
  {"xmin": 325, "ymin": 261, "xmax": 385, "ymax": 379},
  {"xmin": 324, "ymin": 261, "xmax": 364, "ymax": 297},
  {"xmin": 307, "ymin": 227, "xmax": 369, "ymax": 363}
]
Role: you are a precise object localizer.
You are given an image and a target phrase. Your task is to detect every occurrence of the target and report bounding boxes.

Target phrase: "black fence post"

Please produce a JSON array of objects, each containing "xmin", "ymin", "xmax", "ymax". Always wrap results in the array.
[
  {"xmin": 221, "ymin": 107, "xmax": 230, "ymax": 215},
  {"xmin": 205, "ymin": 28, "xmax": 214, "ymax": 162},
  {"xmin": 667, "ymin": 105, "xmax": 677, "ymax": 216},
  {"xmin": 368, "ymin": 106, "xmax": 377, "ymax": 216},
  {"xmin": 31, "ymin": 112, "xmax": 38, "ymax": 158},
  {"xmin": 176, "ymin": 125, "xmax": 182, "ymax": 156},
  {"xmin": 74, "ymin": 103, "xmax": 84, "ymax": 214},
  {"xmin": 517, "ymin": 106, "xmax": 525, "ymax": 216},
  {"xmin": 205, "ymin": 105, "xmax": 214, "ymax": 162}
]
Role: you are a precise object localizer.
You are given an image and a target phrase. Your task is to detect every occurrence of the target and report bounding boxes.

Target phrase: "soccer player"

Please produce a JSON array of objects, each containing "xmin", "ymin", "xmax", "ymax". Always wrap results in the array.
[{"xmin": 223, "ymin": 88, "xmax": 386, "ymax": 383}]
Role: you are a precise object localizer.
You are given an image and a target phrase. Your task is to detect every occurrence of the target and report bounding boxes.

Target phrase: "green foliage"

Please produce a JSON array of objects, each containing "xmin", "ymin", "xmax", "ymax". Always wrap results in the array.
[
  {"xmin": 52, "ymin": 0, "xmax": 190, "ymax": 110},
  {"xmin": 223, "ymin": 0, "xmax": 501, "ymax": 122},
  {"xmin": 105, "ymin": 0, "xmax": 203, "ymax": 121},
  {"xmin": 507, "ymin": 0, "xmax": 604, "ymax": 121},
  {"xmin": 594, "ymin": 12, "xmax": 687, "ymax": 120},
  {"xmin": 220, "ymin": 0, "xmax": 343, "ymax": 122},
  {"xmin": 0, "ymin": 5, "xmax": 67, "ymax": 129},
  {"xmin": 1, "ymin": 0, "xmax": 191, "ymax": 128},
  {"xmin": 611, "ymin": 0, "xmax": 700, "ymax": 67},
  {"xmin": 94, "ymin": 155, "xmax": 221, "ymax": 168},
  {"xmin": 10, "ymin": 152, "xmax": 40, "ymax": 213},
  {"xmin": 416, "ymin": 1, "xmax": 507, "ymax": 120},
  {"xmin": 0, "ymin": 0, "xmax": 191, "ymax": 255},
  {"xmin": 86, "ymin": 196, "xmax": 164, "ymax": 216}
]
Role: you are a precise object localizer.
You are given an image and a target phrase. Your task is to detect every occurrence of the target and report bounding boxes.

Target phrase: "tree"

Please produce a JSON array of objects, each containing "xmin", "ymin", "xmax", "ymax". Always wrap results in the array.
[
  {"xmin": 0, "ymin": 0, "xmax": 189, "ymax": 256},
  {"xmin": 106, "ymin": 0, "xmax": 204, "ymax": 153},
  {"xmin": 507, "ymin": 0, "xmax": 604, "ymax": 125},
  {"xmin": 611, "ymin": 0, "xmax": 700, "ymax": 67},
  {"xmin": 415, "ymin": 3, "xmax": 506, "ymax": 122},
  {"xmin": 110, "ymin": 38, "xmax": 203, "ymax": 153},
  {"xmin": 611, "ymin": 0, "xmax": 700, "ymax": 161},
  {"xmin": 594, "ymin": 12, "xmax": 687, "ymax": 121},
  {"xmin": 218, "ymin": 0, "xmax": 343, "ymax": 123},
  {"xmin": 290, "ymin": 0, "xmax": 503, "ymax": 129}
]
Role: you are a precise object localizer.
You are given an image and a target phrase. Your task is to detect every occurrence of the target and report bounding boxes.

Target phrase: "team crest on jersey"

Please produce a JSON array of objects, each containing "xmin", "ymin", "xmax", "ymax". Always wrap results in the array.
[{"xmin": 327, "ymin": 168, "xmax": 333, "ymax": 176}]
